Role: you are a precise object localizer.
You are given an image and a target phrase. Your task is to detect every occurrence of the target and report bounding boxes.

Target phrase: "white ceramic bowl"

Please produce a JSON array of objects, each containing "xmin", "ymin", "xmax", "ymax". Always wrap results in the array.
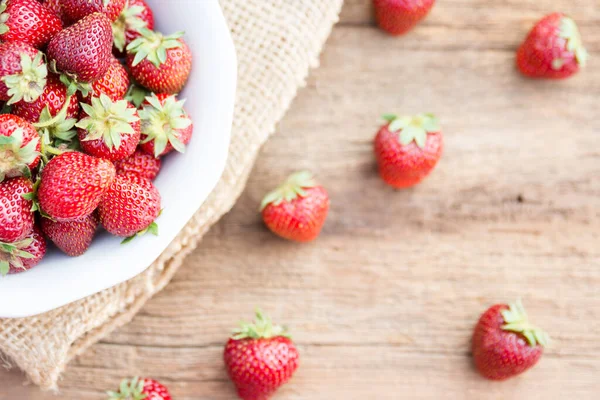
[{"xmin": 0, "ymin": 0, "xmax": 237, "ymax": 318}]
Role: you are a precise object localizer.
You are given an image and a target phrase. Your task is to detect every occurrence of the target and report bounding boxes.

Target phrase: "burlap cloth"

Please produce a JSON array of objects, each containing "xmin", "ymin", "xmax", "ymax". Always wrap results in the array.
[{"xmin": 0, "ymin": 0, "xmax": 343, "ymax": 390}]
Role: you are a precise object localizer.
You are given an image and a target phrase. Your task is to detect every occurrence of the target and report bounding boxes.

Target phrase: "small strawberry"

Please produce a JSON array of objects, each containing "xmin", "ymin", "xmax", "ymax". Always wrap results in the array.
[
  {"xmin": 76, "ymin": 94, "xmax": 140, "ymax": 161},
  {"xmin": 224, "ymin": 310, "xmax": 299, "ymax": 400},
  {"xmin": 41, "ymin": 212, "xmax": 98, "ymax": 256},
  {"xmin": 0, "ymin": 0, "xmax": 63, "ymax": 48},
  {"xmin": 114, "ymin": 148, "xmax": 161, "ymax": 181},
  {"xmin": 0, "ymin": 41, "xmax": 47, "ymax": 105},
  {"xmin": 47, "ymin": 13, "xmax": 113, "ymax": 84},
  {"xmin": 38, "ymin": 151, "xmax": 116, "ymax": 221},
  {"xmin": 473, "ymin": 300, "xmax": 549, "ymax": 380},
  {"xmin": 0, "ymin": 225, "xmax": 45, "ymax": 276},
  {"xmin": 112, "ymin": 0, "xmax": 155, "ymax": 54},
  {"xmin": 83, "ymin": 57, "xmax": 130, "ymax": 103},
  {"xmin": 126, "ymin": 29, "xmax": 192, "ymax": 94},
  {"xmin": 517, "ymin": 13, "xmax": 588, "ymax": 80},
  {"xmin": 139, "ymin": 93, "xmax": 193, "ymax": 157},
  {"xmin": 99, "ymin": 173, "xmax": 161, "ymax": 238},
  {"xmin": 374, "ymin": 113, "xmax": 443, "ymax": 188},
  {"xmin": 0, "ymin": 177, "xmax": 34, "ymax": 243},
  {"xmin": 261, "ymin": 171, "xmax": 329, "ymax": 242},
  {"xmin": 108, "ymin": 377, "xmax": 171, "ymax": 400},
  {"xmin": 62, "ymin": 0, "xmax": 126, "ymax": 23},
  {"xmin": 373, "ymin": 0, "xmax": 435, "ymax": 36},
  {"xmin": 0, "ymin": 114, "xmax": 40, "ymax": 181}
]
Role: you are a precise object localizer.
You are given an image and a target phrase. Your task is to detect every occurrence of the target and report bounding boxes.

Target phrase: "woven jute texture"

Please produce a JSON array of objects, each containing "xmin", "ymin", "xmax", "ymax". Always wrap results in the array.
[{"xmin": 0, "ymin": 0, "xmax": 343, "ymax": 390}]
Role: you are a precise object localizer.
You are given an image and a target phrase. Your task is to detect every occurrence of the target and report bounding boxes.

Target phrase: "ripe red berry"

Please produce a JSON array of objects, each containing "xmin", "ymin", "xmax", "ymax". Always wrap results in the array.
[
  {"xmin": 0, "ymin": 41, "xmax": 47, "ymax": 105},
  {"xmin": 108, "ymin": 377, "xmax": 171, "ymax": 400},
  {"xmin": 373, "ymin": 0, "xmax": 435, "ymax": 36},
  {"xmin": 41, "ymin": 212, "xmax": 99, "ymax": 257},
  {"xmin": 0, "ymin": 0, "xmax": 63, "ymax": 49},
  {"xmin": 111, "ymin": 0, "xmax": 155, "ymax": 53},
  {"xmin": 0, "ymin": 177, "xmax": 34, "ymax": 243},
  {"xmin": 0, "ymin": 225, "xmax": 46, "ymax": 276},
  {"xmin": 114, "ymin": 148, "xmax": 161, "ymax": 181}
]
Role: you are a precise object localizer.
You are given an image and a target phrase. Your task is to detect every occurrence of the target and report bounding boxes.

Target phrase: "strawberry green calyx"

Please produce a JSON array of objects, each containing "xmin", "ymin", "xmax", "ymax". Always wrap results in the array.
[
  {"xmin": 121, "ymin": 220, "xmax": 159, "ymax": 244},
  {"xmin": 125, "ymin": 84, "xmax": 150, "ymax": 108},
  {"xmin": 501, "ymin": 300, "xmax": 550, "ymax": 347},
  {"xmin": 0, "ymin": 2, "xmax": 9, "ymax": 35},
  {"xmin": 58, "ymin": 72, "xmax": 92, "ymax": 98},
  {"xmin": 0, "ymin": 238, "xmax": 35, "ymax": 276},
  {"xmin": 139, "ymin": 94, "xmax": 192, "ymax": 157},
  {"xmin": 260, "ymin": 171, "xmax": 317, "ymax": 211},
  {"xmin": 0, "ymin": 128, "xmax": 39, "ymax": 182},
  {"xmin": 558, "ymin": 17, "xmax": 588, "ymax": 68},
  {"xmin": 76, "ymin": 94, "xmax": 140, "ymax": 150},
  {"xmin": 112, "ymin": 4, "xmax": 149, "ymax": 52},
  {"xmin": 107, "ymin": 377, "xmax": 148, "ymax": 400},
  {"xmin": 2, "ymin": 52, "xmax": 48, "ymax": 105},
  {"xmin": 33, "ymin": 99, "xmax": 78, "ymax": 164},
  {"xmin": 232, "ymin": 309, "xmax": 291, "ymax": 340},
  {"xmin": 384, "ymin": 113, "xmax": 440, "ymax": 149},
  {"xmin": 127, "ymin": 28, "xmax": 184, "ymax": 68}
]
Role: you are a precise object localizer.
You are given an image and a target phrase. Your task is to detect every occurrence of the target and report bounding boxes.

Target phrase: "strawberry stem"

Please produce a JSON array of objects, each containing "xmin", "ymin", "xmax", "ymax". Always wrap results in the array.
[
  {"xmin": 231, "ymin": 309, "xmax": 291, "ymax": 340},
  {"xmin": 501, "ymin": 300, "xmax": 550, "ymax": 347}
]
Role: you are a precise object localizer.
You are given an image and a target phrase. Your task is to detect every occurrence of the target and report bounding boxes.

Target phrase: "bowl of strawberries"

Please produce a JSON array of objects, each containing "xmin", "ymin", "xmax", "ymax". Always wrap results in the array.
[{"xmin": 0, "ymin": 0, "xmax": 237, "ymax": 317}]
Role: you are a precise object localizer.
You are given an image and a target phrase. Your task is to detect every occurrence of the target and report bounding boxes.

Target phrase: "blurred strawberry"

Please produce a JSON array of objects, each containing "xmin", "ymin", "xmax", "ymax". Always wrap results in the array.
[
  {"xmin": 62, "ymin": 0, "xmax": 126, "ymax": 23},
  {"xmin": 373, "ymin": 0, "xmax": 435, "ymax": 36},
  {"xmin": 0, "ymin": 225, "xmax": 45, "ymax": 276},
  {"xmin": 108, "ymin": 377, "xmax": 171, "ymax": 400},
  {"xmin": 0, "ymin": 114, "xmax": 40, "ymax": 181},
  {"xmin": 112, "ymin": 0, "xmax": 155, "ymax": 54}
]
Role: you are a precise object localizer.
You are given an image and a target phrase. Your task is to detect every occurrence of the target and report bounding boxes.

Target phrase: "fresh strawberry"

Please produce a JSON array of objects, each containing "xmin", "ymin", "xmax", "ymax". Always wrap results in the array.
[
  {"xmin": 108, "ymin": 377, "xmax": 171, "ymax": 400},
  {"xmin": 473, "ymin": 300, "xmax": 549, "ymax": 380},
  {"xmin": 41, "ymin": 212, "xmax": 98, "ymax": 256},
  {"xmin": 0, "ymin": 0, "xmax": 63, "ymax": 48},
  {"xmin": 126, "ymin": 29, "xmax": 192, "ymax": 94},
  {"xmin": 261, "ymin": 171, "xmax": 329, "ymax": 242},
  {"xmin": 76, "ymin": 94, "xmax": 140, "ymax": 161},
  {"xmin": 112, "ymin": 0, "xmax": 155, "ymax": 53},
  {"xmin": 0, "ymin": 41, "xmax": 47, "ymax": 105},
  {"xmin": 83, "ymin": 57, "xmax": 130, "ymax": 103},
  {"xmin": 41, "ymin": 0, "xmax": 68, "ymax": 25},
  {"xmin": 114, "ymin": 148, "xmax": 161, "ymax": 181},
  {"xmin": 99, "ymin": 173, "xmax": 161, "ymax": 238},
  {"xmin": 47, "ymin": 13, "xmax": 113, "ymax": 84},
  {"xmin": 374, "ymin": 113, "xmax": 443, "ymax": 188},
  {"xmin": 38, "ymin": 151, "xmax": 116, "ymax": 221},
  {"xmin": 224, "ymin": 310, "xmax": 300, "ymax": 400},
  {"xmin": 139, "ymin": 93, "xmax": 193, "ymax": 157},
  {"xmin": 517, "ymin": 13, "xmax": 588, "ymax": 80},
  {"xmin": 0, "ymin": 177, "xmax": 34, "ymax": 243},
  {"xmin": 62, "ymin": 0, "xmax": 126, "ymax": 23},
  {"xmin": 0, "ymin": 114, "xmax": 40, "ymax": 181},
  {"xmin": 373, "ymin": 0, "xmax": 435, "ymax": 36},
  {"xmin": 0, "ymin": 225, "xmax": 45, "ymax": 275}
]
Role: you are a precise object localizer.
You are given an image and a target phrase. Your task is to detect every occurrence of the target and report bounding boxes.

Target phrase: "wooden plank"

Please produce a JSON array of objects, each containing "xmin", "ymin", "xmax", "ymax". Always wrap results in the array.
[{"xmin": 2, "ymin": 0, "xmax": 599, "ymax": 398}]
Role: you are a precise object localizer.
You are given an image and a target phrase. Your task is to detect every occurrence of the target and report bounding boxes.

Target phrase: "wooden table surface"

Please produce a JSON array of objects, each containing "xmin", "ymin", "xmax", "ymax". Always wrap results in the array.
[{"xmin": 2, "ymin": 1, "xmax": 599, "ymax": 398}]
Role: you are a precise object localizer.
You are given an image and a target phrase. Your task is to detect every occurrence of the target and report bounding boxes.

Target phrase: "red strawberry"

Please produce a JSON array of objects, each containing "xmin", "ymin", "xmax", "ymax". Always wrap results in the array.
[
  {"xmin": 373, "ymin": 0, "xmax": 435, "ymax": 36},
  {"xmin": 126, "ymin": 29, "xmax": 192, "ymax": 94},
  {"xmin": 41, "ymin": 0, "xmax": 68, "ymax": 25},
  {"xmin": 41, "ymin": 212, "xmax": 98, "ymax": 256},
  {"xmin": 99, "ymin": 173, "xmax": 161, "ymax": 238},
  {"xmin": 114, "ymin": 148, "xmax": 161, "ymax": 181},
  {"xmin": 374, "ymin": 113, "xmax": 443, "ymax": 188},
  {"xmin": 108, "ymin": 377, "xmax": 171, "ymax": 400},
  {"xmin": 473, "ymin": 301, "xmax": 549, "ymax": 380},
  {"xmin": 62, "ymin": 0, "xmax": 126, "ymax": 23},
  {"xmin": 47, "ymin": 13, "xmax": 113, "ymax": 84},
  {"xmin": 0, "ymin": 225, "xmax": 45, "ymax": 275},
  {"xmin": 112, "ymin": 0, "xmax": 155, "ymax": 53},
  {"xmin": 38, "ymin": 151, "xmax": 116, "ymax": 221},
  {"xmin": 0, "ymin": 0, "xmax": 63, "ymax": 48},
  {"xmin": 0, "ymin": 114, "xmax": 40, "ymax": 181},
  {"xmin": 0, "ymin": 41, "xmax": 47, "ymax": 105},
  {"xmin": 261, "ymin": 171, "xmax": 329, "ymax": 242},
  {"xmin": 76, "ymin": 94, "xmax": 141, "ymax": 161},
  {"xmin": 0, "ymin": 177, "xmax": 34, "ymax": 243},
  {"xmin": 139, "ymin": 93, "xmax": 193, "ymax": 157},
  {"xmin": 83, "ymin": 57, "xmax": 130, "ymax": 103},
  {"xmin": 224, "ymin": 310, "xmax": 300, "ymax": 400},
  {"xmin": 517, "ymin": 13, "xmax": 588, "ymax": 80}
]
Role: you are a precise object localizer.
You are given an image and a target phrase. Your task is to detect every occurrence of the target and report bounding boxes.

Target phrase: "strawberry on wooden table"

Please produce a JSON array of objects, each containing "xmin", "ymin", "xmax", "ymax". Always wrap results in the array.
[
  {"xmin": 0, "ymin": 225, "xmax": 45, "ymax": 276},
  {"xmin": 472, "ymin": 300, "xmax": 549, "ymax": 380},
  {"xmin": 126, "ymin": 28, "xmax": 192, "ymax": 94},
  {"xmin": 139, "ymin": 93, "xmax": 193, "ymax": 158},
  {"xmin": 374, "ymin": 113, "xmax": 443, "ymax": 188},
  {"xmin": 0, "ymin": 41, "xmax": 47, "ymax": 105},
  {"xmin": 0, "ymin": 0, "xmax": 63, "ymax": 48},
  {"xmin": 108, "ymin": 377, "xmax": 172, "ymax": 400},
  {"xmin": 76, "ymin": 94, "xmax": 141, "ymax": 161},
  {"xmin": 112, "ymin": 0, "xmax": 155, "ymax": 54},
  {"xmin": 41, "ymin": 212, "xmax": 99, "ymax": 257},
  {"xmin": 0, "ymin": 114, "xmax": 40, "ymax": 181},
  {"xmin": 373, "ymin": 0, "xmax": 435, "ymax": 36},
  {"xmin": 224, "ymin": 310, "xmax": 300, "ymax": 400},
  {"xmin": 261, "ymin": 171, "xmax": 330, "ymax": 243},
  {"xmin": 114, "ymin": 148, "xmax": 162, "ymax": 181},
  {"xmin": 517, "ymin": 13, "xmax": 588, "ymax": 80},
  {"xmin": 0, "ymin": 177, "xmax": 34, "ymax": 243},
  {"xmin": 62, "ymin": 0, "xmax": 126, "ymax": 23}
]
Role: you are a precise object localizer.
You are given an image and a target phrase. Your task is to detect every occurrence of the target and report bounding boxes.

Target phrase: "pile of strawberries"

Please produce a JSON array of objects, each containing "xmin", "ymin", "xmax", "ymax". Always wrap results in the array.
[{"xmin": 0, "ymin": 0, "xmax": 193, "ymax": 276}]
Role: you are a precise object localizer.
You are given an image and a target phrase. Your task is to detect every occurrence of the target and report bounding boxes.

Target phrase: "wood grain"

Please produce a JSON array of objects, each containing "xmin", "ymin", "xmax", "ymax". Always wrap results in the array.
[{"xmin": 2, "ymin": 0, "xmax": 599, "ymax": 398}]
